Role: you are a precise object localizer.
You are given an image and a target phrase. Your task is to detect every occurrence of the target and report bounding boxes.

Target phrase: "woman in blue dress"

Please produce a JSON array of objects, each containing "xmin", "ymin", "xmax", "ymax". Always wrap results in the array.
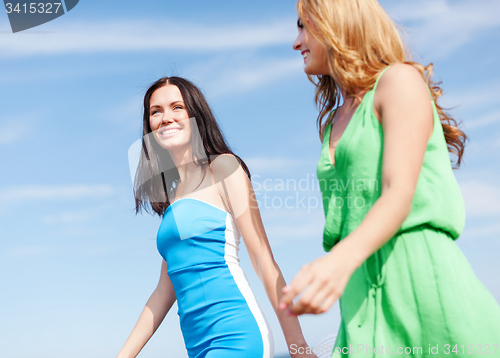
[{"xmin": 116, "ymin": 77, "xmax": 315, "ymax": 358}]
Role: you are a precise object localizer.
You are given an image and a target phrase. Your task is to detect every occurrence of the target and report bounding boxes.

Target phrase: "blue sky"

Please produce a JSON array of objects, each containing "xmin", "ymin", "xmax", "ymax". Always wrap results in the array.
[{"xmin": 1, "ymin": 1, "xmax": 499, "ymax": 357}]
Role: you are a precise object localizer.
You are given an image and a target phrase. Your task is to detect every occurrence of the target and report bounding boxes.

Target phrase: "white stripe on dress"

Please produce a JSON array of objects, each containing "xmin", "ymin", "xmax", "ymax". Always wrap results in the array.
[{"xmin": 223, "ymin": 213, "xmax": 274, "ymax": 358}]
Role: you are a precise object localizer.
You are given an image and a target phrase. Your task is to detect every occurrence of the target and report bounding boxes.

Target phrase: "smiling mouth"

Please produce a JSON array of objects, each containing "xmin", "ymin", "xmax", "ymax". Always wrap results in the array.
[
  {"xmin": 159, "ymin": 128, "xmax": 182, "ymax": 138},
  {"xmin": 302, "ymin": 51, "xmax": 309, "ymax": 59}
]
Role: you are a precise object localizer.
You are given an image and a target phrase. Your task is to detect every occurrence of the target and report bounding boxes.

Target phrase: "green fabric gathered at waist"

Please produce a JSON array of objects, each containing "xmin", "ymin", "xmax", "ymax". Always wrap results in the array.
[
  {"xmin": 316, "ymin": 65, "xmax": 466, "ymax": 252},
  {"xmin": 332, "ymin": 225, "xmax": 500, "ymax": 355}
]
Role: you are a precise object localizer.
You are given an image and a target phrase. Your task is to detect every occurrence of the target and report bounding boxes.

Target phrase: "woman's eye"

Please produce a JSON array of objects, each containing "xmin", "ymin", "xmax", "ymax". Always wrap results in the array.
[
  {"xmin": 174, "ymin": 105, "xmax": 183, "ymax": 110},
  {"xmin": 151, "ymin": 110, "xmax": 160, "ymax": 115}
]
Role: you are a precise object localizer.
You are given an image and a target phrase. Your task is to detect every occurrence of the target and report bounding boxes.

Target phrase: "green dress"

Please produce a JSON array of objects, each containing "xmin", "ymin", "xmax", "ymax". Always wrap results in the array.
[{"xmin": 316, "ymin": 67, "xmax": 500, "ymax": 357}]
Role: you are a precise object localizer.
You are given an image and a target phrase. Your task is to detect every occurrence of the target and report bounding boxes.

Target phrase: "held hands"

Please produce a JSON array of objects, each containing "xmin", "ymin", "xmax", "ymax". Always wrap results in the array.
[{"xmin": 278, "ymin": 240, "xmax": 362, "ymax": 316}]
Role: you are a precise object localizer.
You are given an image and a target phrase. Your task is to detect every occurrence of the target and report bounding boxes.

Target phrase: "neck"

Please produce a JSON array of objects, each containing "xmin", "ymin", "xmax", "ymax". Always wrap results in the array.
[
  {"xmin": 168, "ymin": 146, "xmax": 200, "ymax": 183},
  {"xmin": 339, "ymin": 88, "xmax": 355, "ymax": 109},
  {"xmin": 339, "ymin": 86, "xmax": 366, "ymax": 109}
]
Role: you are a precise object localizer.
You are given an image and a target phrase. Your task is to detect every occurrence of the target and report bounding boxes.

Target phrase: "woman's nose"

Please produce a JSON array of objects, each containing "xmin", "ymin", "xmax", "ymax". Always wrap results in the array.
[
  {"xmin": 161, "ymin": 113, "xmax": 175, "ymax": 125},
  {"xmin": 293, "ymin": 34, "xmax": 301, "ymax": 51}
]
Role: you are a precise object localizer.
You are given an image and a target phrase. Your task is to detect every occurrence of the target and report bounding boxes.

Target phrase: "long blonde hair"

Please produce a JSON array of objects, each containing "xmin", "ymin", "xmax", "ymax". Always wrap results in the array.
[{"xmin": 297, "ymin": 0, "xmax": 467, "ymax": 168}]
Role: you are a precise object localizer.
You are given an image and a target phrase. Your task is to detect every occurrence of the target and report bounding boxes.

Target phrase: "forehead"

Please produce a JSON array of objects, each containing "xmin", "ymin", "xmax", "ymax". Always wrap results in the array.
[{"xmin": 150, "ymin": 84, "xmax": 184, "ymax": 105}]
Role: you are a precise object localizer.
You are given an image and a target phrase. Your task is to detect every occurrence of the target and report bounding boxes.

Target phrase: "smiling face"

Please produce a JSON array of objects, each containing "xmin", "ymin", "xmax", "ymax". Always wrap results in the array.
[
  {"xmin": 293, "ymin": 16, "xmax": 330, "ymax": 76},
  {"xmin": 149, "ymin": 84, "xmax": 192, "ymax": 151}
]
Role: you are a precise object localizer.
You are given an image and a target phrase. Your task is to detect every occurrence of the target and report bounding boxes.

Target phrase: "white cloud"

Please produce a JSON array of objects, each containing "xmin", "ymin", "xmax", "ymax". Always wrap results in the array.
[
  {"xmin": 266, "ymin": 216, "xmax": 323, "ymax": 241},
  {"xmin": 383, "ymin": 0, "xmax": 500, "ymax": 59},
  {"xmin": 245, "ymin": 155, "xmax": 306, "ymax": 175},
  {"xmin": 41, "ymin": 210, "xmax": 95, "ymax": 225},
  {"xmin": 440, "ymin": 82, "xmax": 500, "ymax": 111},
  {"xmin": 79, "ymin": 240, "xmax": 147, "ymax": 257},
  {"xmin": 5, "ymin": 245, "xmax": 50, "ymax": 258},
  {"xmin": 0, "ymin": 121, "xmax": 30, "ymax": 145},
  {"xmin": 99, "ymin": 94, "xmax": 144, "ymax": 130},
  {"xmin": 1, "ymin": 1, "xmax": 496, "ymax": 61},
  {"xmin": 435, "ymin": 82, "xmax": 500, "ymax": 136},
  {"xmin": 0, "ymin": 19, "xmax": 296, "ymax": 58},
  {"xmin": 261, "ymin": 207, "xmax": 324, "ymax": 246},
  {"xmin": 206, "ymin": 57, "xmax": 303, "ymax": 98},
  {"xmin": 0, "ymin": 60, "xmax": 144, "ymax": 85},
  {"xmin": 461, "ymin": 221, "xmax": 500, "ymax": 240},
  {"xmin": 465, "ymin": 110, "xmax": 500, "ymax": 130},
  {"xmin": 0, "ymin": 184, "xmax": 115, "ymax": 202},
  {"xmin": 459, "ymin": 180, "xmax": 500, "ymax": 218}
]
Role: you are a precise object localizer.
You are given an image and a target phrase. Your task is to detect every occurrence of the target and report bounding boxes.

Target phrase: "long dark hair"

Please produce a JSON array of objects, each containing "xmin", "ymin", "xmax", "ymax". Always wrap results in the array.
[{"xmin": 133, "ymin": 77, "xmax": 251, "ymax": 217}]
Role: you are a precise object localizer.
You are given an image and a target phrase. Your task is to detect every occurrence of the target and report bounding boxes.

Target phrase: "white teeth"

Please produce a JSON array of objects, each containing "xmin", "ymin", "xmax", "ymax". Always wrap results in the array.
[
  {"xmin": 161, "ymin": 128, "xmax": 180, "ymax": 135},
  {"xmin": 303, "ymin": 52, "xmax": 309, "ymax": 59}
]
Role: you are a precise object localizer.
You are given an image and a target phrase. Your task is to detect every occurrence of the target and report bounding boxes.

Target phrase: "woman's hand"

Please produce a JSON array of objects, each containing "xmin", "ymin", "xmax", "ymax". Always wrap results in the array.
[{"xmin": 279, "ymin": 239, "xmax": 362, "ymax": 316}]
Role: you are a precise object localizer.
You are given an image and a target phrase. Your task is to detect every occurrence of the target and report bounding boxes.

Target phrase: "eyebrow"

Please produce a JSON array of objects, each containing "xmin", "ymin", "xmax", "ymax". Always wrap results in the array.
[
  {"xmin": 149, "ymin": 100, "xmax": 184, "ymax": 110},
  {"xmin": 169, "ymin": 100, "xmax": 184, "ymax": 106}
]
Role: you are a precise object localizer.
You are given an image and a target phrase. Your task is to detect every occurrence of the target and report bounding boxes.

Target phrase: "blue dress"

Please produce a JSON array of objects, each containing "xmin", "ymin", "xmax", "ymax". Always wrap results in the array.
[{"xmin": 156, "ymin": 198, "xmax": 274, "ymax": 358}]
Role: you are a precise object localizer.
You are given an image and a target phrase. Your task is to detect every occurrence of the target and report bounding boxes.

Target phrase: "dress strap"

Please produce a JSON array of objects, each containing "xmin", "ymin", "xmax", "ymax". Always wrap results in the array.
[
  {"xmin": 373, "ymin": 65, "xmax": 391, "ymax": 91},
  {"xmin": 321, "ymin": 115, "xmax": 333, "ymax": 145}
]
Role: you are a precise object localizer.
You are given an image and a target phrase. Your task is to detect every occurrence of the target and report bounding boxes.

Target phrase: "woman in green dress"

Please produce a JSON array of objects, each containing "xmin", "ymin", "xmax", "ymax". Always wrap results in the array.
[{"xmin": 279, "ymin": 0, "xmax": 500, "ymax": 356}]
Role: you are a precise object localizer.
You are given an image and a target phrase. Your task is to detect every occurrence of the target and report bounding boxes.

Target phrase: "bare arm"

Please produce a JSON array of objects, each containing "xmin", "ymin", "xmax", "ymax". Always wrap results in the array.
[
  {"xmin": 344, "ymin": 63, "xmax": 434, "ymax": 262},
  {"xmin": 211, "ymin": 155, "xmax": 316, "ymax": 358},
  {"xmin": 116, "ymin": 259, "xmax": 177, "ymax": 358},
  {"xmin": 279, "ymin": 63, "xmax": 434, "ymax": 315}
]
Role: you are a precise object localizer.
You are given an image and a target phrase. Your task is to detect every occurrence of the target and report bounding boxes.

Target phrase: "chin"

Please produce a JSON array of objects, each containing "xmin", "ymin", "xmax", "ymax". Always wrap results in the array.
[
  {"xmin": 154, "ymin": 132, "xmax": 188, "ymax": 149},
  {"xmin": 159, "ymin": 140, "xmax": 180, "ymax": 150},
  {"xmin": 304, "ymin": 67, "xmax": 320, "ymax": 76},
  {"xmin": 303, "ymin": 61, "xmax": 330, "ymax": 76},
  {"xmin": 303, "ymin": 63, "xmax": 319, "ymax": 76},
  {"xmin": 162, "ymin": 139, "xmax": 192, "ymax": 152}
]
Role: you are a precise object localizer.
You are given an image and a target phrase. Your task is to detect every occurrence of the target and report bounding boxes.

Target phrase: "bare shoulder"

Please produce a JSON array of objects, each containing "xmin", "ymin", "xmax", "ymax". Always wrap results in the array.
[
  {"xmin": 210, "ymin": 153, "xmax": 240, "ymax": 173},
  {"xmin": 209, "ymin": 154, "xmax": 250, "ymax": 216},
  {"xmin": 374, "ymin": 63, "xmax": 431, "ymax": 118},
  {"xmin": 209, "ymin": 153, "xmax": 243, "ymax": 182},
  {"xmin": 376, "ymin": 63, "xmax": 428, "ymax": 97}
]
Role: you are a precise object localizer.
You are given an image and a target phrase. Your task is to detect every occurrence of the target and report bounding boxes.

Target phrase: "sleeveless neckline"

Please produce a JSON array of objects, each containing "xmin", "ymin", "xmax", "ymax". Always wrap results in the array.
[
  {"xmin": 326, "ymin": 101, "xmax": 363, "ymax": 170},
  {"xmin": 167, "ymin": 197, "xmax": 230, "ymax": 215},
  {"xmin": 317, "ymin": 64, "xmax": 465, "ymax": 252},
  {"xmin": 325, "ymin": 66, "xmax": 390, "ymax": 170}
]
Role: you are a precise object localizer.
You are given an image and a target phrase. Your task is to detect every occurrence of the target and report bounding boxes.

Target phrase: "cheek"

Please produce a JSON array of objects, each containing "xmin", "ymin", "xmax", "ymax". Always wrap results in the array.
[
  {"xmin": 312, "ymin": 44, "xmax": 327, "ymax": 63},
  {"xmin": 183, "ymin": 122, "xmax": 193, "ymax": 139},
  {"xmin": 180, "ymin": 116, "xmax": 192, "ymax": 131},
  {"xmin": 150, "ymin": 116, "xmax": 162, "ymax": 131}
]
